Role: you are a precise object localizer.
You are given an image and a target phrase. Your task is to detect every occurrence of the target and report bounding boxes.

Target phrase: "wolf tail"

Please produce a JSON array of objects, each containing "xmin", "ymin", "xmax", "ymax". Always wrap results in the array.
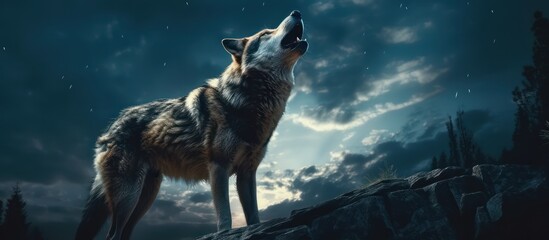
[{"xmin": 75, "ymin": 177, "xmax": 110, "ymax": 240}]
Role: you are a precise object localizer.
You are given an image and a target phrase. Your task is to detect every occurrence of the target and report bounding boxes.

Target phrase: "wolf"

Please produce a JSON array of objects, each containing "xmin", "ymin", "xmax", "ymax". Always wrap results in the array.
[{"xmin": 74, "ymin": 10, "xmax": 307, "ymax": 240}]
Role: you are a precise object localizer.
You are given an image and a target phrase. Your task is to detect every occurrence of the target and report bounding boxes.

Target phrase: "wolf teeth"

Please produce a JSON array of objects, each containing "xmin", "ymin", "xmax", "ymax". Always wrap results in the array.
[{"xmin": 297, "ymin": 37, "xmax": 301, "ymax": 41}]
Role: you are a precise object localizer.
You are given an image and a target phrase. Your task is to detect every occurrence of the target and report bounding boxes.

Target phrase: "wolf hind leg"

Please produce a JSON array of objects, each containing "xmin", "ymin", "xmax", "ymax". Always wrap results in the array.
[
  {"xmin": 102, "ymin": 156, "xmax": 149, "ymax": 240},
  {"xmin": 120, "ymin": 169, "xmax": 163, "ymax": 240}
]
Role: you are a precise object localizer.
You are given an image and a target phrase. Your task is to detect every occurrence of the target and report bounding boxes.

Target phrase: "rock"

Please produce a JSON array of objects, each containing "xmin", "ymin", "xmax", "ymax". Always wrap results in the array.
[
  {"xmin": 407, "ymin": 166, "xmax": 467, "ymax": 189},
  {"xmin": 197, "ymin": 164, "xmax": 549, "ymax": 240},
  {"xmin": 309, "ymin": 196, "xmax": 393, "ymax": 240},
  {"xmin": 460, "ymin": 192, "xmax": 488, "ymax": 239},
  {"xmin": 472, "ymin": 164, "xmax": 548, "ymax": 197},
  {"xmin": 485, "ymin": 193, "xmax": 503, "ymax": 222},
  {"xmin": 273, "ymin": 225, "xmax": 311, "ymax": 240},
  {"xmin": 474, "ymin": 206, "xmax": 493, "ymax": 239},
  {"xmin": 460, "ymin": 192, "xmax": 488, "ymax": 216},
  {"xmin": 385, "ymin": 189, "xmax": 457, "ymax": 240},
  {"xmin": 476, "ymin": 190, "xmax": 549, "ymax": 239},
  {"xmin": 289, "ymin": 179, "xmax": 409, "ymax": 226}
]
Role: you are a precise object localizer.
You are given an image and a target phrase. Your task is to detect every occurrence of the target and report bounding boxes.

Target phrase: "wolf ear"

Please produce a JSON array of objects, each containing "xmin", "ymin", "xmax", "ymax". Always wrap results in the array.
[{"xmin": 222, "ymin": 38, "xmax": 245, "ymax": 57}]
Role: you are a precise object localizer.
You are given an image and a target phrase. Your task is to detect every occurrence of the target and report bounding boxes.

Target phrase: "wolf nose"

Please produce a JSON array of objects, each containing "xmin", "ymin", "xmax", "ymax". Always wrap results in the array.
[{"xmin": 290, "ymin": 10, "xmax": 301, "ymax": 18}]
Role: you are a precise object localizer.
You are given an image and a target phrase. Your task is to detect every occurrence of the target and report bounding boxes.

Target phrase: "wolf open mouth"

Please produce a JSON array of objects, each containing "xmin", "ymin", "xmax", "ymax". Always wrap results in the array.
[{"xmin": 281, "ymin": 22, "xmax": 304, "ymax": 49}]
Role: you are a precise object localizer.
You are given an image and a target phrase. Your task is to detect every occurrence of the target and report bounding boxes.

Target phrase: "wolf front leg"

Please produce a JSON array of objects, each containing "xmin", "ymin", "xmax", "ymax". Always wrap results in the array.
[
  {"xmin": 209, "ymin": 162, "xmax": 232, "ymax": 231},
  {"xmin": 236, "ymin": 169, "xmax": 260, "ymax": 225}
]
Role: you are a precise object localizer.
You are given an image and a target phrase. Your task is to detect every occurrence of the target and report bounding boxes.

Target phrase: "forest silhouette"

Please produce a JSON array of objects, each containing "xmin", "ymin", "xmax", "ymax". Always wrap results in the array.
[{"xmin": 432, "ymin": 11, "xmax": 549, "ymax": 170}]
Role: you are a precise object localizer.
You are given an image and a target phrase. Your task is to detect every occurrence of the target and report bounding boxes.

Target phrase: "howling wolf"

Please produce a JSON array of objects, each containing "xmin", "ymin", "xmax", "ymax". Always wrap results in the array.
[{"xmin": 75, "ymin": 10, "xmax": 308, "ymax": 240}]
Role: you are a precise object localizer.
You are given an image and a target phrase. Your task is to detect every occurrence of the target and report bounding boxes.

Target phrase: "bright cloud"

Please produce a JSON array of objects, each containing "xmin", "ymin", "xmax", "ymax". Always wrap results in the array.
[
  {"xmin": 342, "ymin": 132, "xmax": 356, "ymax": 142},
  {"xmin": 294, "ymin": 71, "xmax": 314, "ymax": 94},
  {"xmin": 346, "ymin": 0, "xmax": 375, "ymax": 6},
  {"xmin": 362, "ymin": 129, "xmax": 392, "ymax": 146},
  {"xmin": 288, "ymin": 89, "xmax": 441, "ymax": 131},
  {"xmin": 310, "ymin": 2, "xmax": 335, "ymax": 14},
  {"xmin": 354, "ymin": 57, "xmax": 448, "ymax": 104}
]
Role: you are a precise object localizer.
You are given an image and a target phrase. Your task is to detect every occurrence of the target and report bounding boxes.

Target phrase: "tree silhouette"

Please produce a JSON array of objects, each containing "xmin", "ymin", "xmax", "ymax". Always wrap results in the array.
[
  {"xmin": 431, "ymin": 156, "xmax": 438, "ymax": 170},
  {"xmin": 0, "ymin": 199, "xmax": 4, "ymax": 239},
  {"xmin": 456, "ymin": 111, "xmax": 480, "ymax": 168},
  {"xmin": 532, "ymin": 12, "xmax": 549, "ymax": 133},
  {"xmin": 439, "ymin": 152, "xmax": 448, "ymax": 169},
  {"xmin": 431, "ymin": 152, "xmax": 450, "ymax": 170},
  {"xmin": 3, "ymin": 184, "xmax": 30, "ymax": 240},
  {"xmin": 509, "ymin": 87, "xmax": 536, "ymax": 164},
  {"xmin": 509, "ymin": 11, "xmax": 549, "ymax": 165},
  {"xmin": 446, "ymin": 116, "xmax": 460, "ymax": 167},
  {"xmin": 434, "ymin": 112, "xmax": 487, "ymax": 169}
]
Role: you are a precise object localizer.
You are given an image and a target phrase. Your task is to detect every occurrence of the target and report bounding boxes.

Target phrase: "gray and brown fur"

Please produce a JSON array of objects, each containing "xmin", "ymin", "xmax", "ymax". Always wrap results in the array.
[{"xmin": 75, "ymin": 10, "xmax": 308, "ymax": 240}]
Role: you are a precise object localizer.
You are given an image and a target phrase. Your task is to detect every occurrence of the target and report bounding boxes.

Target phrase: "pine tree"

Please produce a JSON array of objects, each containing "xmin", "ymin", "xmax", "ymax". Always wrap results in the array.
[
  {"xmin": 456, "ymin": 111, "xmax": 476, "ymax": 168},
  {"xmin": 509, "ymin": 87, "xmax": 538, "ymax": 164},
  {"xmin": 3, "ymin": 184, "xmax": 29, "ymax": 240},
  {"xmin": 510, "ymin": 11, "xmax": 549, "ymax": 165},
  {"xmin": 431, "ymin": 156, "xmax": 438, "ymax": 170},
  {"xmin": 439, "ymin": 152, "xmax": 448, "ymax": 169},
  {"xmin": 444, "ymin": 111, "xmax": 487, "ymax": 168},
  {"xmin": 446, "ymin": 116, "xmax": 460, "ymax": 167},
  {"xmin": 531, "ymin": 12, "xmax": 549, "ymax": 131},
  {"xmin": 0, "ymin": 199, "xmax": 4, "ymax": 239}
]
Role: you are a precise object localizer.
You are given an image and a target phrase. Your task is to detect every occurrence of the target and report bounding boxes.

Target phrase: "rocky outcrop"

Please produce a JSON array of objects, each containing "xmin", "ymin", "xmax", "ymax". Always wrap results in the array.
[{"xmin": 198, "ymin": 164, "xmax": 549, "ymax": 240}]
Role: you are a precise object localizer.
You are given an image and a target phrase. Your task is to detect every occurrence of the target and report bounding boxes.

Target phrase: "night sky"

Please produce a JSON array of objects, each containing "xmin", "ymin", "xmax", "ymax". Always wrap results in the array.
[{"xmin": 1, "ymin": 0, "xmax": 549, "ymax": 239}]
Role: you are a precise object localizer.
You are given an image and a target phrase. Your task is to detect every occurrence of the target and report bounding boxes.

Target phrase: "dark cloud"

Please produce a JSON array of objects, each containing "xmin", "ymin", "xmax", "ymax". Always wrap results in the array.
[
  {"xmin": 142, "ymin": 197, "xmax": 216, "ymax": 225},
  {"xmin": 300, "ymin": 165, "xmax": 318, "ymax": 176},
  {"xmin": 417, "ymin": 122, "xmax": 443, "ymax": 140},
  {"xmin": 188, "ymin": 191, "xmax": 212, "ymax": 203},
  {"xmin": 129, "ymin": 197, "xmax": 217, "ymax": 238}
]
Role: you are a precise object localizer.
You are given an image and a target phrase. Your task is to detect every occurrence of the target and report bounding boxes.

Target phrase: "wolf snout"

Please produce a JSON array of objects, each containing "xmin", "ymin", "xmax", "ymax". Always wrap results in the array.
[{"xmin": 290, "ymin": 10, "xmax": 301, "ymax": 18}]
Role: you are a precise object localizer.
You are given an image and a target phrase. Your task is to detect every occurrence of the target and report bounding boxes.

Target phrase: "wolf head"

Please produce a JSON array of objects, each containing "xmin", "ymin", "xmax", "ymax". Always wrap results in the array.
[{"xmin": 221, "ymin": 10, "xmax": 308, "ymax": 79}]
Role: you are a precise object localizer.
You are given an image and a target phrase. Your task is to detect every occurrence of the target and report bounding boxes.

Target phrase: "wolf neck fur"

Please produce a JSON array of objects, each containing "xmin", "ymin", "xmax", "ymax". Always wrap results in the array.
[
  {"xmin": 215, "ymin": 62, "xmax": 294, "ymax": 111},
  {"xmin": 203, "ymin": 63, "xmax": 293, "ymax": 146}
]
